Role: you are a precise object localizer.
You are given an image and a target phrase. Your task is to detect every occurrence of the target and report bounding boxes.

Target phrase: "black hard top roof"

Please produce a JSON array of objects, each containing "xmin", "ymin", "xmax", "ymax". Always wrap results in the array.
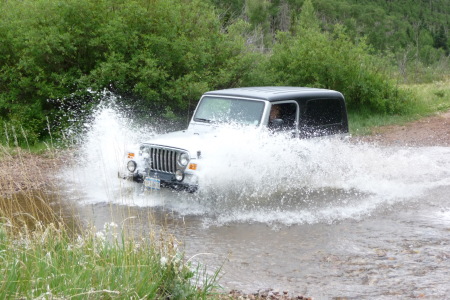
[{"xmin": 203, "ymin": 86, "xmax": 344, "ymax": 102}]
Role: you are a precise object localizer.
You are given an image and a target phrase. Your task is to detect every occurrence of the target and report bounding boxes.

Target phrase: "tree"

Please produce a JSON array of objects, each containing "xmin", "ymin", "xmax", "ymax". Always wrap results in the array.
[
  {"xmin": 434, "ymin": 25, "xmax": 449, "ymax": 54},
  {"xmin": 297, "ymin": 0, "xmax": 320, "ymax": 32}
]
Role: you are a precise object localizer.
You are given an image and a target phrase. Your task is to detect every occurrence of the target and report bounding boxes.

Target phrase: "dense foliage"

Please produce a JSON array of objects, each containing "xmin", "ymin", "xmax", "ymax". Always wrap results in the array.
[
  {"xmin": 0, "ymin": 0, "xmax": 256, "ymax": 144},
  {"xmin": 210, "ymin": 0, "xmax": 450, "ymax": 67},
  {"xmin": 0, "ymin": 0, "xmax": 448, "ymax": 144}
]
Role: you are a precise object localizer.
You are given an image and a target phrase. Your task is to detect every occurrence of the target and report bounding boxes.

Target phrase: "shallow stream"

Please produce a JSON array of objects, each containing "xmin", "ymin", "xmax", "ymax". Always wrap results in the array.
[{"xmin": 57, "ymin": 105, "xmax": 450, "ymax": 299}]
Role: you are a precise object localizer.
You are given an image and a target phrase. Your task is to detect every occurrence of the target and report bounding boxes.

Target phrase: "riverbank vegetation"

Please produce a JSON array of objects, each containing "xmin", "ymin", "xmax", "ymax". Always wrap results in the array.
[
  {"xmin": 0, "ymin": 220, "xmax": 219, "ymax": 299},
  {"xmin": 1, "ymin": 0, "xmax": 449, "ymax": 145}
]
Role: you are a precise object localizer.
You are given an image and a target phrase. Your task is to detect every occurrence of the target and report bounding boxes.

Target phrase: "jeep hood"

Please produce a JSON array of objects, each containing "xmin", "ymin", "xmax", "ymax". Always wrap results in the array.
[{"xmin": 141, "ymin": 124, "xmax": 218, "ymax": 154}]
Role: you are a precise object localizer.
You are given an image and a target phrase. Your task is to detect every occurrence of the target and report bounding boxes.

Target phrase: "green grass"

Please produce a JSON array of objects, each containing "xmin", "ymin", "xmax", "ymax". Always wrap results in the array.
[
  {"xmin": 405, "ymin": 79, "xmax": 450, "ymax": 113},
  {"xmin": 0, "ymin": 222, "xmax": 221, "ymax": 299},
  {"xmin": 349, "ymin": 80, "xmax": 450, "ymax": 135}
]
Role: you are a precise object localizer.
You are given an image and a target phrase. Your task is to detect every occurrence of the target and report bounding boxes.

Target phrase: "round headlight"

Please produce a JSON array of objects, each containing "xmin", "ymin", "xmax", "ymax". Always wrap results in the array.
[
  {"xmin": 175, "ymin": 170, "xmax": 184, "ymax": 181},
  {"xmin": 127, "ymin": 160, "xmax": 137, "ymax": 172},
  {"xmin": 178, "ymin": 153, "xmax": 189, "ymax": 167}
]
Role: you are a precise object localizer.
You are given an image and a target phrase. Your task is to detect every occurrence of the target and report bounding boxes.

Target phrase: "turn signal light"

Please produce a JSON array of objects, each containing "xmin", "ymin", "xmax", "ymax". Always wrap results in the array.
[
  {"xmin": 188, "ymin": 163, "xmax": 197, "ymax": 170},
  {"xmin": 127, "ymin": 153, "xmax": 135, "ymax": 159}
]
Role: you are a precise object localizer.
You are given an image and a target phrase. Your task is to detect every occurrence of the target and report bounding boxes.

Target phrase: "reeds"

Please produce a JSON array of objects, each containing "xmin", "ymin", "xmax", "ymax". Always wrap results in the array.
[{"xmin": 0, "ymin": 145, "xmax": 64, "ymax": 229}]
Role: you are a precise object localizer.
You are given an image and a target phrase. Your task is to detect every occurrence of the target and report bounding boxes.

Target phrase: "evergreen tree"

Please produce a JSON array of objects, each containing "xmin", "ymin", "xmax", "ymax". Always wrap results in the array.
[
  {"xmin": 434, "ymin": 25, "xmax": 449, "ymax": 54},
  {"xmin": 297, "ymin": 0, "xmax": 320, "ymax": 31}
]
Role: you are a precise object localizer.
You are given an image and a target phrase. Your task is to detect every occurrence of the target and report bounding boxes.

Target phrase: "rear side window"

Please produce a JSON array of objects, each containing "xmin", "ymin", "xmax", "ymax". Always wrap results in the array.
[{"xmin": 304, "ymin": 99, "xmax": 342, "ymax": 127}]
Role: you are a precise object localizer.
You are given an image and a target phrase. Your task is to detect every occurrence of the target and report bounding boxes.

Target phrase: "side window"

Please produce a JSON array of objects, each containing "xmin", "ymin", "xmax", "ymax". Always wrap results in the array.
[
  {"xmin": 304, "ymin": 99, "xmax": 342, "ymax": 127},
  {"xmin": 269, "ymin": 102, "xmax": 298, "ymax": 131}
]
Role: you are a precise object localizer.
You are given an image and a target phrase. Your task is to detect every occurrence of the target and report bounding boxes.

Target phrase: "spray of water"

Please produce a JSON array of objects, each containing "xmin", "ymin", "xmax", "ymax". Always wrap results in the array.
[
  {"xmin": 194, "ymin": 126, "xmax": 450, "ymax": 225},
  {"xmin": 61, "ymin": 97, "xmax": 450, "ymax": 226}
]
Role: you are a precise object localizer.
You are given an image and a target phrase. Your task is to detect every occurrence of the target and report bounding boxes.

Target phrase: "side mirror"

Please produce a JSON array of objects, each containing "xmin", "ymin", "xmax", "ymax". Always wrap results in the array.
[{"xmin": 269, "ymin": 118, "xmax": 284, "ymax": 130}]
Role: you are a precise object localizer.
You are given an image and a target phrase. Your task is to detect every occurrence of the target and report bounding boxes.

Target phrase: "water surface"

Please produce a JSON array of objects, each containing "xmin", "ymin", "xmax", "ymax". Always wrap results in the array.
[{"xmin": 58, "ymin": 105, "xmax": 450, "ymax": 299}]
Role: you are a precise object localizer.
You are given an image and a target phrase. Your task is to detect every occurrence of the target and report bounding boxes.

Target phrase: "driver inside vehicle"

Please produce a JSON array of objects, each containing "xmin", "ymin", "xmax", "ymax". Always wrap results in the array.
[
  {"xmin": 269, "ymin": 103, "xmax": 297, "ymax": 130},
  {"xmin": 269, "ymin": 104, "xmax": 281, "ymax": 122},
  {"xmin": 269, "ymin": 104, "xmax": 285, "ymax": 130}
]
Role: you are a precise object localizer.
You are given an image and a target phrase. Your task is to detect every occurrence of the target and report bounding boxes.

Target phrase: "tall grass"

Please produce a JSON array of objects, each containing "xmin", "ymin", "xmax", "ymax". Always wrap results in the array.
[
  {"xmin": 349, "ymin": 79, "xmax": 450, "ymax": 135},
  {"xmin": 0, "ymin": 222, "xmax": 221, "ymax": 299},
  {"xmin": 404, "ymin": 79, "xmax": 450, "ymax": 114},
  {"xmin": 0, "ymin": 145, "xmax": 222, "ymax": 299},
  {"xmin": 0, "ymin": 145, "xmax": 64, "ymax": 229}
]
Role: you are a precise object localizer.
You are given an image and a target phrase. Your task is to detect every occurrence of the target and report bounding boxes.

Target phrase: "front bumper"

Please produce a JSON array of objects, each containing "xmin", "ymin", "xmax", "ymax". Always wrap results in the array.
[{"xmin": 119, "ymin": 170, "xmax": 198, "ymax": 192}]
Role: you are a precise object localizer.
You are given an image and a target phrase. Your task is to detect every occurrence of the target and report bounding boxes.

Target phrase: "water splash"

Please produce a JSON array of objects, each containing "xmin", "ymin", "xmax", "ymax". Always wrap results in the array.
[
  {"xmin": 194, "ymin": 127, "xmax": 450, "ymax": 225},
  {"xmin": 61, "ymin": 99, "xmax": 450, "ymax": 226},
  {"xmin": 60, "ymin": 96, "xmax": 156, "ymax": 204}
]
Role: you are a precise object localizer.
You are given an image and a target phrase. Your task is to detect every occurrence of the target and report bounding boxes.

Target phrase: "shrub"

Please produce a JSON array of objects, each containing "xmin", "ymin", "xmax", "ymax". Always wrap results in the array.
[{"xmin": 0, "ymin": 0, "xmax": 257, "ymax": 144}]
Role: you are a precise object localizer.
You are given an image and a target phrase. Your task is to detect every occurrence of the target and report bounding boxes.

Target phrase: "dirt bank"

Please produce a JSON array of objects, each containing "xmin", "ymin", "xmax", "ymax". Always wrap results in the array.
[{"xmin": 357, "ymin": 110, "xmax": 450, "ymax": 147}]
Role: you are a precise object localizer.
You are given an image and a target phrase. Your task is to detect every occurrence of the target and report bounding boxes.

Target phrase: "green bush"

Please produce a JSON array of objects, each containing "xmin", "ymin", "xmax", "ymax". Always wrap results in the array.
[{"xmin": 0, "ymin": 0, "xmax": 256, "ymax": 144}]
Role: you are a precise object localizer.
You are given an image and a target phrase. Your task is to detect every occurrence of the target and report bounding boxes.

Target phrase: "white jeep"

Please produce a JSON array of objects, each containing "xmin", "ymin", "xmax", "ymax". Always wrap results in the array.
[{"xmin": 122, "ymin": 87, "xmax": 348, "ymax": 192}]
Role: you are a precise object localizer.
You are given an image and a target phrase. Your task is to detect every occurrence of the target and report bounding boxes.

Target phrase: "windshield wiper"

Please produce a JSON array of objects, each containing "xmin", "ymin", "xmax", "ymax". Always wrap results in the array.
[{"xmin": 194, "ymin": 118, "xmax": 213, "ymax": 123}]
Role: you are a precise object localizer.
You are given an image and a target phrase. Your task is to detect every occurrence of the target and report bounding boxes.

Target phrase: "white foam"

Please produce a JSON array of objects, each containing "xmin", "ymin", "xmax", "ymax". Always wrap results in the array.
[{"xmin": 61, "ymin": 101, "xmax": 450, "ymax": 226}]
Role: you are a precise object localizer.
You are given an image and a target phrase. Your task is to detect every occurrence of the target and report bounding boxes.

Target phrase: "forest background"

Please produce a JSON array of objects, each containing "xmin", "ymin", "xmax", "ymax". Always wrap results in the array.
[{"xmin": 1, "ymin": 0, "xmax": 449, "ymax": 146}]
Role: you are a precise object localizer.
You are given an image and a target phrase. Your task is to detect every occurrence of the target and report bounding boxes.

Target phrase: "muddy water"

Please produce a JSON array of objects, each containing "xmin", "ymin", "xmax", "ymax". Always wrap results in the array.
[
  {"xmin": 57, "ymin": 106, "xmax": 450, "ymax": 299},
  {"xmin": 62, "ymin": 181, "xmax": 450, "ymax": 299}
]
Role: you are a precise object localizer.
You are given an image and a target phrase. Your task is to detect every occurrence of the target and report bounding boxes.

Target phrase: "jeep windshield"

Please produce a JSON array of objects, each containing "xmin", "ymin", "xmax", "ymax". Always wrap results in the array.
[{"xmin": 193, "ymin": 96, "xmax": 265, "ymax": 126}]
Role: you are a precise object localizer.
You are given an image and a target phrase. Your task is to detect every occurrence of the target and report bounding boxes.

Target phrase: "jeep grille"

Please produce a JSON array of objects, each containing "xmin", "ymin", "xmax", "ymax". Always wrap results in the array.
[{"xmin": 148, "ymin": 147, "xmax": 181, "ymax": 174}]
